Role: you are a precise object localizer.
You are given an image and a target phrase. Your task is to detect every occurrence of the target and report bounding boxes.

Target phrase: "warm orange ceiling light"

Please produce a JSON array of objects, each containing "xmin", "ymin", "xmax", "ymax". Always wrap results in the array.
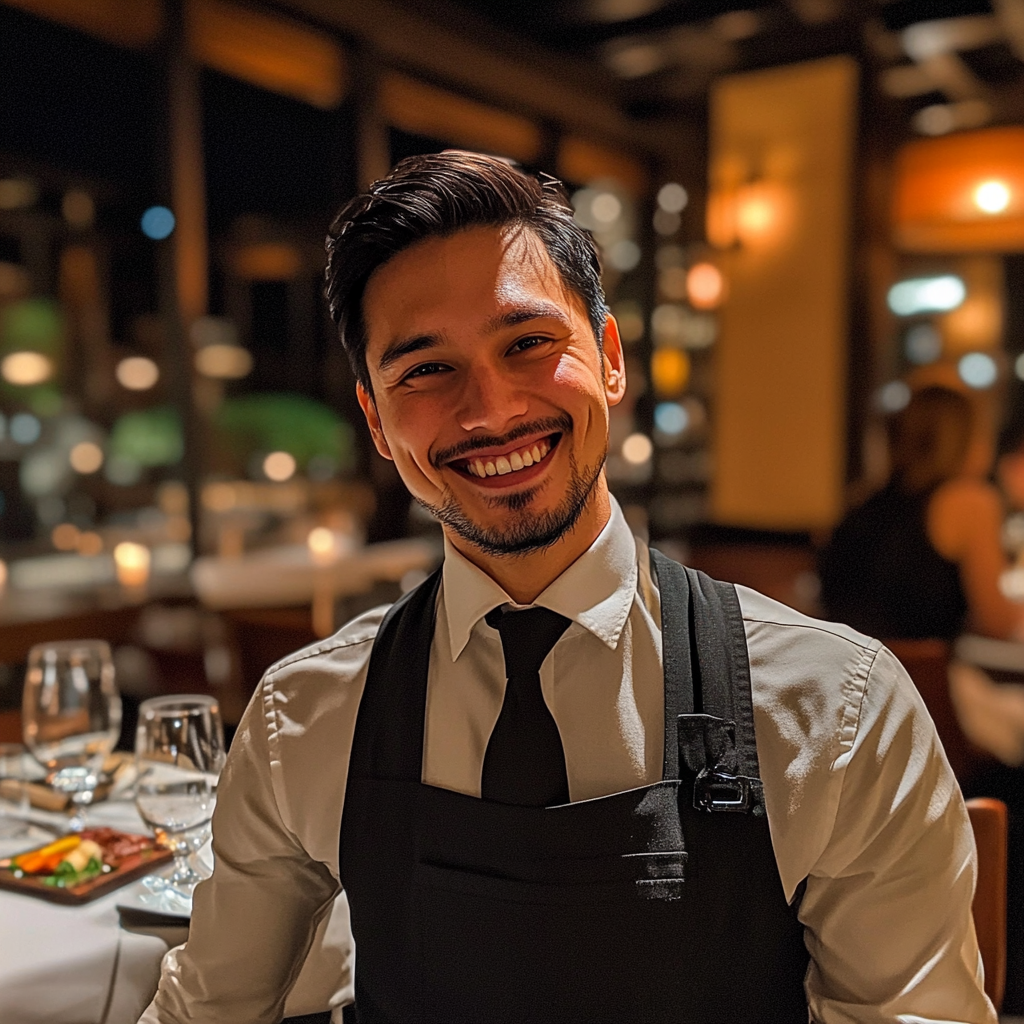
[{"xmin": 893, "ymin": 127, "xmax": 1024, "ymax": 252}]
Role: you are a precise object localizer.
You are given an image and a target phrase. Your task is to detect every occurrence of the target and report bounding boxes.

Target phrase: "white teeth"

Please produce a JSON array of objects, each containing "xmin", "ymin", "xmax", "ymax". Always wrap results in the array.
[{"xmin": 465, "ymin": 438, "xmax": 553, "ymax": 479}]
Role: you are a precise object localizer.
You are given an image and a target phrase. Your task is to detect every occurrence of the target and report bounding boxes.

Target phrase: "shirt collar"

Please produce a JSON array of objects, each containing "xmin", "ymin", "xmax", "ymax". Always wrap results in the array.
[{"xmin": 441, "ymin": 497, "xmax": 639, "ymax": 660}]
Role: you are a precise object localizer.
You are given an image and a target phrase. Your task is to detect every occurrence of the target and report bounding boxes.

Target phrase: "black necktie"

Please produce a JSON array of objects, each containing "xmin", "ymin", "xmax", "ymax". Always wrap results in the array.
[{"xmin": 482, "ymin": 606, "xmax": 572, "ymax": 807}]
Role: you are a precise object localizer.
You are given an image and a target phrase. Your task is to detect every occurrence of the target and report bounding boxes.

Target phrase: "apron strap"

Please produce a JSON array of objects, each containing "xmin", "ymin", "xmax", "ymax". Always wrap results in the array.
[
  {"xmin": 349, "ymin": 566, "xmax": 443, "ymax": 782},
  {"xmin": 650, "ymin": 550, "xmax": 764, "ymax": 814},
  {"xmin": 648, "ymin": 549, "xmax": 692, "ymax": 781}
]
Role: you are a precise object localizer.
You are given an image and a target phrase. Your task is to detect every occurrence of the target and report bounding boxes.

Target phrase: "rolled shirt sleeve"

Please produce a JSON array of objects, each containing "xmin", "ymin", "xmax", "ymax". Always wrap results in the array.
[{"xmin": 802, "ymin": 645, "xmax": 996, "ymax": 1024}]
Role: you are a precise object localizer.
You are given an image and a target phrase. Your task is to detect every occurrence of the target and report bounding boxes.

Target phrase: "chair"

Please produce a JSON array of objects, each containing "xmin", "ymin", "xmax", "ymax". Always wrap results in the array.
[{"xmin": 966, "ymin": 797, "xmax": 1008, "ymax": 1012}]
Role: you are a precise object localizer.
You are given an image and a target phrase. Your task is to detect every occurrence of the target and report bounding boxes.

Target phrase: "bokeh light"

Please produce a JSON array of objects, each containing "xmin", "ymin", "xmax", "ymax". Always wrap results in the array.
[
  {"xmin": 263, "ymin": 451, "xmax": 297, "ymax": 482},
  {"xmin": 114, "ymin": 541, "xmax": 151, "ymax": 587},
  {"xmin": 140, "ymin": 206, "xmax": 175, "ymax": 240},
  {"xmin": 69, "ymin": 441, "xmax": 104, "ymax": 474},
  {"xmin": 10, "ymin": 413, "xmax": 41, "ymax": 445},
  {"xmin": 651, "ymin": 348, "xmax": 690, "ymax": 396},
  {"xmin": 76, "ymin": 532, "xmax": 104, "ymax": 557},
  {"xmin": 686, "ymin": 263, "xmax": 725, "ymax": 309},
  {"xmin": 973, "ymin": 180, "xmax": 1011, "ymax": 215},
  {"xmin": 657, "ymin": 182, "xmax": 688, "ymax": 213},
  {"xmin": 307, "ymin": 526, "xmax": 340, "ymax": 566},
  {"xmin": 654, "ymin": 401, "xmax": 689, "ymax": 436},
  {"xmin": 622, "ymin": 433, "xmax": 653, "ymax": 465},
  {"xmin": 1, "ymin": 351, "xmax": 52, "ymax": 386},
  {"xmin": 958, "ymin": 352, "xmax": 997, "ymax": 389},
  {"xmin": 195, "ymin": 344, "xmax": 253, "ymax": 379},
  {"xmin": 887, "ymin": 275, "xmax": 965, "ymax": 316},
  {"xmin": 591, "ymin": 192, "xmax": 622, "ymax": 224},
  {"xmin": 116, "ymin": 356, "xmax": 160, "ymax": 390},
  {"xmin": 51, "ymin": 523, "xmax": 80, "ymax": 551},
  {"xmin": 877, "ymin": 380, "xmax": 911, "ymax": 413}
]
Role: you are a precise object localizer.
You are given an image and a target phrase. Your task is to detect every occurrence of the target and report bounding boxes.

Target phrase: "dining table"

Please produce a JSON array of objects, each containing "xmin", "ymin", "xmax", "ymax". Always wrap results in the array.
[{"xmin": 0, "ymin": 797, "xmax": 352, "ymax": 1024}]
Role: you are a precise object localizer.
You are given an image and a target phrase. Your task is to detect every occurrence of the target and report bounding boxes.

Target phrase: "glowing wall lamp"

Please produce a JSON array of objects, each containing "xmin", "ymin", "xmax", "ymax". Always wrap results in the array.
[
  {"xmin": 893, "ymin": 127, "xmax": 1024, "ymax": 252},
  {"xmin": 707, "ymin": 177, "xmax": 791, "ymax": 250}
]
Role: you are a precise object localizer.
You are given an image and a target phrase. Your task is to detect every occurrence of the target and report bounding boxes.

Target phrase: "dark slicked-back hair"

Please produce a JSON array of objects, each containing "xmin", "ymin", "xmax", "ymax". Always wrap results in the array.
[{"xmin": 324, "ymin": 151, "xmax": 608, "ymax": 393}]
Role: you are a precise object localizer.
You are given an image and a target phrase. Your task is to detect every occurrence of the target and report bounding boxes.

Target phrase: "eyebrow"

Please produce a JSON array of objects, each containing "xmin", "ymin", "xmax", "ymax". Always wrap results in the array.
[
  {"xmin": 484, "ymin": 302, "xmax": 570, "ymax": 333},
  {"xmin": 378, "ymin": 333, "xmax": 441, "ymax": 373}
]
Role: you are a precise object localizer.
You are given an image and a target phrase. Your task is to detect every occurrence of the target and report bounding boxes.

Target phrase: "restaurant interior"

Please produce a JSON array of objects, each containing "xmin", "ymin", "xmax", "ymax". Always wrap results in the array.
[{"xmin": 2, "ymin": 0, "xmax": 1024, "ymax": 1020}]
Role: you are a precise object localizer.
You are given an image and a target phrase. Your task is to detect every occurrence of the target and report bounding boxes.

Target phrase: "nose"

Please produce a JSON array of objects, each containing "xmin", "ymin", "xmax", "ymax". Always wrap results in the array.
[{"xmin": 455, "ymin": 361, "xmax": 529, "ymax": 434}]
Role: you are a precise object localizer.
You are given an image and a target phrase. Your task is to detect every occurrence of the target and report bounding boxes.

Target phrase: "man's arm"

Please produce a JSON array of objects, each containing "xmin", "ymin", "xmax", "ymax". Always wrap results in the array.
[
  {"xmin": 139, "ymin": 673, "xmax": 342, "ymax": 1024},
  {"xmin": 802, "ymin": 645, "xmax": 997, "ymax": 1024}
]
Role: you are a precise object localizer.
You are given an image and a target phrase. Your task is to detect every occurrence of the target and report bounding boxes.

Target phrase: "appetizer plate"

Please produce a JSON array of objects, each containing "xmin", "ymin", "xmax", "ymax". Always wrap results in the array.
[{"xmin": 0, "ymin": 827, "xmax": 172, "ymax": 905}]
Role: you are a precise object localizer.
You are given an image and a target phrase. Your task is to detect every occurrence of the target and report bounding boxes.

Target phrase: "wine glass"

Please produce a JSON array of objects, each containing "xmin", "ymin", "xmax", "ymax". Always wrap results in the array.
[
  {"xmin": 22, "ymin": 640, "xmax": 122, "ymax": 832},
  {"xmin": 134, "ymin": 695, "xmax": 225, "ymax": 895},
  {"xmin": 0, "ymin": 743, "xmax": 30, "ymax": 840}
]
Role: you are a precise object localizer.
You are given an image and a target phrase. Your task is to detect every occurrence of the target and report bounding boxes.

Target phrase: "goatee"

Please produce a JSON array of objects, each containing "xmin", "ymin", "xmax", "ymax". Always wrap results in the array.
[{"xmin": 419, "ymin": 446, "xmax": 605, "ymax": 558}]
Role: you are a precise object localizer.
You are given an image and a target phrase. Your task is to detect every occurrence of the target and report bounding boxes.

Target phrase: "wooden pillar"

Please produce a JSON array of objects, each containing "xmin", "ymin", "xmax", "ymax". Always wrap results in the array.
[{"xmin": 159, "ymin": 0, "xmax": 207, "ymax": 554}]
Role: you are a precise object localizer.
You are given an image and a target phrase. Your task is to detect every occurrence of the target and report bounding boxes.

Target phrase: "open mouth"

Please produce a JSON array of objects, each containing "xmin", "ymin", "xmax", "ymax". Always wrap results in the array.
[{"xmin": 451, "ymin": 433, "xmax": 560, "ymax": 481}]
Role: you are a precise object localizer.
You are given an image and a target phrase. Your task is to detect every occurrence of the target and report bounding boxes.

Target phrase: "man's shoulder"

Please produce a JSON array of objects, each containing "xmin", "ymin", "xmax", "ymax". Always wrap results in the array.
[
  {"xmin": 733, "ymin": 583, "xmax": 882, "ymax": 656},
  {"xmin": 731, "ymin": 584, "xmax": 891, "ymax": 726},
  {"xmin": 262, "ymin": 604, "xmax": 390, "ymax": 691}
]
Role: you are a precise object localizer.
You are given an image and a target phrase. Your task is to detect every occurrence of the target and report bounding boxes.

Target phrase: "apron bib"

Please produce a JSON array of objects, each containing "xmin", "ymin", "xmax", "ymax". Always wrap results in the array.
[{"xmin": 339, "ymin": 551, "xmax": 809, "ymax": 1022}]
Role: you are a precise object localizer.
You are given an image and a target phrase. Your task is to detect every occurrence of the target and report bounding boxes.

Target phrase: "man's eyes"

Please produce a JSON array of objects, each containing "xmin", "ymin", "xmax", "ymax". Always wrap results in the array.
[
  {"xmin": 508, "ymin": 335, "xmax": 553, "ymax": 354},
  {"xmin": 397, "ymin": 336, "xmax": 554, "ymax": 383},
  {"xmin": 401, "ymin": 362, "xmax": 450, "ymax": 381}
]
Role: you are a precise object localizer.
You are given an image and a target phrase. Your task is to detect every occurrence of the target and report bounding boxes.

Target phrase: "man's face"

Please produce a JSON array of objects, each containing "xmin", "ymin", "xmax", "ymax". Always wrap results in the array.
[{"xmin": 357, "ymin": 225, "xmax": 625, "ymax": 557}]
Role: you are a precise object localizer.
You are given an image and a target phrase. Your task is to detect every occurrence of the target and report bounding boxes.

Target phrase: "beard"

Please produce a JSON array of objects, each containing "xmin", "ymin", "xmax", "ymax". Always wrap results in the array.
[{"xmin": 419, "ymin": 441, "xmax": 606, "ymax": 558}]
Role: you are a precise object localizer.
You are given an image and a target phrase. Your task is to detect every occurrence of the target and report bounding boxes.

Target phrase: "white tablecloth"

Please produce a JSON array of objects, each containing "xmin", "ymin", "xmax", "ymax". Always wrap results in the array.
[{"xmin": 0, "ymin": 800, "xmax": 350, "ymax": 1024}]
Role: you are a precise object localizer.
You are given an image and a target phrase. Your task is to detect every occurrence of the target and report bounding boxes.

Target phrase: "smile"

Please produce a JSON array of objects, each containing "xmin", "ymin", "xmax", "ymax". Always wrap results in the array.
[{"xmin": 451, "ymin": 433, "xmax": 559, "ymax": 481}]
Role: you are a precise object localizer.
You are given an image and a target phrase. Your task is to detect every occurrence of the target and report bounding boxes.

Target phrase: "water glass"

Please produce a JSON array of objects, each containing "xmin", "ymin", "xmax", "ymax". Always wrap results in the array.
[
  {"xmin": 0, "ymin": 743, "xmax": 30, "ymax": 840},
  {"xmin": 135, "ymin": 695, "xmax": 225, "ymax": 894},
  {"xmin": 22, "ymin": 640, "xmax": 121, "ymax": 831}
]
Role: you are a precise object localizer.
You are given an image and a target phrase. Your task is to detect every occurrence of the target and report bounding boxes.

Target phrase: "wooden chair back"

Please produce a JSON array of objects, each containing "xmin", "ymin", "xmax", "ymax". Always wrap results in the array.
[{"xmin": 966, "ymin": 796, "xmax": 1008, "ymax": 1011}]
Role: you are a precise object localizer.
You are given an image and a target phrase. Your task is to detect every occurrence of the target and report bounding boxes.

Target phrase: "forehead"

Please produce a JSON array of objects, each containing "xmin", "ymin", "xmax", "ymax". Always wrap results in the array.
[{"xmin": 361, "ymin": 225, "xmax": 584, "ymax": 352}]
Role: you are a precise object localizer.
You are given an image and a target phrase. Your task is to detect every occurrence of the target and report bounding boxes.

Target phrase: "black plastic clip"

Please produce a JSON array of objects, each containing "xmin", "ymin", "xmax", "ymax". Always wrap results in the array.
[{"xmin": 693, "ymin": 768, "xmax": 756, "ymax": 813}]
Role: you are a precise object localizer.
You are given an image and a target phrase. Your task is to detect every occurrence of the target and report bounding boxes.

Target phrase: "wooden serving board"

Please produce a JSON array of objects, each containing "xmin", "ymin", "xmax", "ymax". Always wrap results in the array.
[{"xmin": 0, "ymin": 833, "xmax": 173, "ymax": 905}]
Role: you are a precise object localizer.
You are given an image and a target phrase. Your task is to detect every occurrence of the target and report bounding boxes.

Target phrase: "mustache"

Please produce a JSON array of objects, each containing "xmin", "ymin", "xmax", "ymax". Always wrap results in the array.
[{"xmin": 431, "ymin": 414, "xmax": 572, "ymax": 468}]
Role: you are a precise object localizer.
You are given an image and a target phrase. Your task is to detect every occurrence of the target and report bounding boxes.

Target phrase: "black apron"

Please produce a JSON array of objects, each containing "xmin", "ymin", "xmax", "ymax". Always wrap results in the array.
[{"xmin": 339, "ymin": 551, "xmax": 809, "ymax": 1023}]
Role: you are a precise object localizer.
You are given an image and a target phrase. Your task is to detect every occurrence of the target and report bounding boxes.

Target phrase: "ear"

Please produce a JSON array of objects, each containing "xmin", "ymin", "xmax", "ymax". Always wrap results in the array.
[
  {"xmin": 356, "ymin": 382, "xmax": 394, "ymax": 461},
  {"xmin": 601, "ymin": 315, "xmax": 627, "ymax": 408}
]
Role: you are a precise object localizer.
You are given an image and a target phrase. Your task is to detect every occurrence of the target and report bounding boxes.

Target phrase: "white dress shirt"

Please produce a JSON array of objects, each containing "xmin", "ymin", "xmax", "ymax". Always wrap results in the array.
[{"xmin": 142, "ymin": 499, "xmax": 996, "ymax": 1024}]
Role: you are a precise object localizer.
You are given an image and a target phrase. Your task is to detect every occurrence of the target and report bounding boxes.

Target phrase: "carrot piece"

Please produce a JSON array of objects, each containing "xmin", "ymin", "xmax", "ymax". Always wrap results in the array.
[{"xmin": 14, "ymin": 836, "xmax": 81, "ymax": 874}]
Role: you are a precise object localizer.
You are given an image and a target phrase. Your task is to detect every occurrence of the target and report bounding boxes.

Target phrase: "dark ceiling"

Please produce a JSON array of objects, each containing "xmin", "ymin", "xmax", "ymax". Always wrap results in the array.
[{"xmin": 433, "ymin": 0, "xmax": 1024, "ymax": 131}]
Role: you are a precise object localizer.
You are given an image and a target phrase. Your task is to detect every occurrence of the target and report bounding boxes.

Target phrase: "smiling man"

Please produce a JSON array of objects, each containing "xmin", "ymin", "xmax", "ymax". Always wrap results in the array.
[{"xmin": 142, "ymin": 153, "xmax": 995, "ymax": 1024}]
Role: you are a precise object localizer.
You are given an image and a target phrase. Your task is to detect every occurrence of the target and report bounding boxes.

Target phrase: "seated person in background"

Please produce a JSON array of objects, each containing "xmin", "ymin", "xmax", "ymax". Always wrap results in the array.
[{"xmin": 820, "ymin": 385, "xmax": 1023, "ymax": 642}]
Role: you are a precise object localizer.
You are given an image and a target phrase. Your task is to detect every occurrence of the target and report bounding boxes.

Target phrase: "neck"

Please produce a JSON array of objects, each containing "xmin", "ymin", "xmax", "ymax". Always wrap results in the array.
[{"xmin": 445, "ymin": 481, "xmax": 612, "ymax": 605}]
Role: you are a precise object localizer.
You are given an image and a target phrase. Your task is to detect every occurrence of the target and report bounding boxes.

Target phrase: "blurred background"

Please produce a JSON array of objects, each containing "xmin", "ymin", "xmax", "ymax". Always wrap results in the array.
[{"xmin": 1, "ymin": 0, "xmax": 1023, "ymax": 745}]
